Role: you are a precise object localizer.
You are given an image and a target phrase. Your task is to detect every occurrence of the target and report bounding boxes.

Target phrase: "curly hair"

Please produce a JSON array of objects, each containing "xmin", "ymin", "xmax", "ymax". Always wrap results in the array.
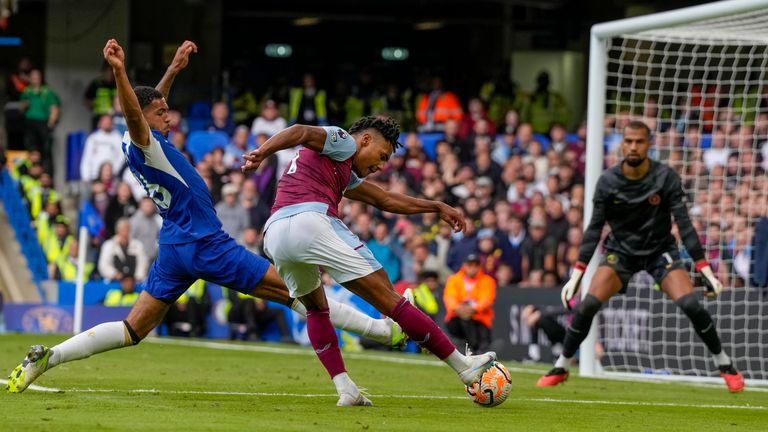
[
  {"xmin": 133, "ymin": 86, "xmax": 164, "ymax": 110},
  {"xmin": 348, "ymin": 115, "xmax": 402, "ymax": 150}
]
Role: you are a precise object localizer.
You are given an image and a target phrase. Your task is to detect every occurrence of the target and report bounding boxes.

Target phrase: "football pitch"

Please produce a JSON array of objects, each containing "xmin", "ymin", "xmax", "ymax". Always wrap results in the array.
[{"xmin": 1, "ymin": 334, "xmax": 766, "ymax": 431}]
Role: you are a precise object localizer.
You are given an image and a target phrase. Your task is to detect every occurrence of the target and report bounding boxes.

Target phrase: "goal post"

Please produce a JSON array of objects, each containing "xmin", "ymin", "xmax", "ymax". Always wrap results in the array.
[{"xmin": 582, "ymin": 0, "xmax": 768, "ymax": 385}]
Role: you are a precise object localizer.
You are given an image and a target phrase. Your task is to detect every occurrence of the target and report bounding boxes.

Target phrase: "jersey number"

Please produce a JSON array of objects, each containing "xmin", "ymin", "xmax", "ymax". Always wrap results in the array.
[{"xmin": 287, "ymin": 152, "xmax": 300, "ymax": 174}]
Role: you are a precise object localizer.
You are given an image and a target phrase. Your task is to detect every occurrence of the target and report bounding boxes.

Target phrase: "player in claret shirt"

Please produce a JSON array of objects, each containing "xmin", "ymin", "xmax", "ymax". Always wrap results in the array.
[
  {"xmin": 243, "ymin": 115, "xmax": 496, "ymax": 406},
  {"xmin": 536, "ymin": 120, "xmax": 744, "ymax": 392}
]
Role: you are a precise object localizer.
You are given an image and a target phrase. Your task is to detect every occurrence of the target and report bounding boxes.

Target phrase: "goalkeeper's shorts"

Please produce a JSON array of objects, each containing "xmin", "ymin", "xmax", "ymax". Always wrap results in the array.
[{"xmin": 599, "ymin": 246, "xmax": 687, "ymax": 292}]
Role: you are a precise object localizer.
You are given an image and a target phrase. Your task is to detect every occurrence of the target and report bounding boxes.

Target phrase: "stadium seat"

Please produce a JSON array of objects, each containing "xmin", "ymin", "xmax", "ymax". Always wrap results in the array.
[
  {"xmin": 418, "ymin": 133, "xmax": 443, "ymax": 161},
  {"xmin": 186, "ymin": 131, "xmax": 230, "ymax": 163},
  {"xmin": 533, "ymin": 133, "xmax": 551, "ymax": 151},
  {"xmin": 66, "ymin": 131, "xmax": 88, "ymax": 181}
]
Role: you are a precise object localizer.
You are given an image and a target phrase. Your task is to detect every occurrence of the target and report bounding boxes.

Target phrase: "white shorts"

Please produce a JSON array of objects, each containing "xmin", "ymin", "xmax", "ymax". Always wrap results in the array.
[{"xmin": 263, "ymin": 211, "xmax": 382, "ymax": 298}]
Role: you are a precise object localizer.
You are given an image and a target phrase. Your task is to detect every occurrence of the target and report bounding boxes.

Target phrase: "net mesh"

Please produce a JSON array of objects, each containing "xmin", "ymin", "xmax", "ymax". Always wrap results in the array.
[{"xmin": 596, "ymin": 10, "xmax": 768, "ymax": 382}]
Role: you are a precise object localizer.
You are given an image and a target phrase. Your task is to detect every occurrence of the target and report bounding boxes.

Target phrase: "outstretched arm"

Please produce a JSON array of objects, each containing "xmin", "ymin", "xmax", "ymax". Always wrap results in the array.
[
  {"xmin": 155, "ymin": 40, "xmax": 198, "ymax": 99},
  {"xmin": 241, "ymin": 124, "xmax": 325, "ymax": 173},
  {"xmin": 344, "ymin": 180, "xmax": 465, "ymax": 232},
  {"xmin": 103, "ymin": 39, "xmax": 150, "ymax": 148}
]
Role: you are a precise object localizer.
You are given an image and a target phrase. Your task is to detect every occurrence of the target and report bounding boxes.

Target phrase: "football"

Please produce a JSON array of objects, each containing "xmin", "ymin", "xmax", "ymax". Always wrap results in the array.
[{"xmin": 465, "ymin": 361, "xmax": 512, "ymax": 407}]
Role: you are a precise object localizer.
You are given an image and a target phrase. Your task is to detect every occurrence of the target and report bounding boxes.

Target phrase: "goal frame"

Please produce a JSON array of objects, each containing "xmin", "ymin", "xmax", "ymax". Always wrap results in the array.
[{"xmin": 581, "ymin": 0, "xmax": 768, "ymax": 383}]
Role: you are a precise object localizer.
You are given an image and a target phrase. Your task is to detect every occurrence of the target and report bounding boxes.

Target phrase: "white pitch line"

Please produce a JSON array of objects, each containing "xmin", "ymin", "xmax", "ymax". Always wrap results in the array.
[
  {"xmin": 145, "ymin": 337, "xmax": 546, "ymax": 374},
  {"xmin": 1, "ymin": 380, "xmax": 763, "ymax": 411}
]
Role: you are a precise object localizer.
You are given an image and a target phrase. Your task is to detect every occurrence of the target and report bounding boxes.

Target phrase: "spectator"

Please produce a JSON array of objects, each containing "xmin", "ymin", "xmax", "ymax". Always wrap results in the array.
[
  {"xmin": 43, "ymin": 216, "xmax": 73, "ymax": 276},
  {"xmin": 250, "ymin": 99, "xmax": 287, "ymax": 137},
  {"xmin": 459, "ymin": 98, "xmax": 497, "ymax": 140},
  {"xmin": 52, "ymin": 238, "xmax": 94, "ymax": 282},
  {"xmin": 228, "ymin": 292, "xmax": 293, "ymax": 343},
  {"xmin": 703, "ymin": 130, "xmax": 729, "ymax": 172},
  {"xmin": 408, "ymin": 270, "xmax": 441, "ymax": 320},
  {"xmin": 447, "ymin": 216, "xmax": 478, "ymax": 271},
  {"xmin": 521, "ymin": 304, "xmax": 566, "ymax": 362},
  {"xmin": 164, "ymin": 279, "xmax": 211, "ymax": 337},
  {"xmin": 98, "ymin": 218, "xmax": 149, "ymax": 281},
  {"xmin": 35, "ymin": 200, "xmax": 61, "ymax": 248},
  {"xmin": 370, "ymin": 83, "xmax": 414, "ymax": 131},
  {"xmin": 416, "ymin": 76, "xmax": 463, "ymax": 132},
  {"xmin": 443, "ymin": 254, "xmax": 497, "ymax": 353},
  {"xmin": 215, "ymin": 183, "xmax": 249, "ymax": 241},
  {"xmin": 224, "ymin": 125, "xmax": 255, "ymax": 169},
  {"xmin": 520, "ymin": 218, "xmax": 558, "ymax": 287},
  {"xmin": 84, "ymin": 62, "xmax": 117, "ymax": 130},
  {"xmin": 25, "ymin": 171, "xmax": 58, "ymax": 220},
  {"xmin": 111, "ymin": 95, "xmax": 128, "ymax": 136},
  {"xmin": 476, "ymin": 229, "xmax": 503, "ymax": 279},
  {"xmin": 103, "ymin": 275, "xmax": 139, "ymax": 307},
  {"xmin": 207, "ymin": 102, "xmax": 236, "ymax": 135},
  {"xmin": 4, "ymin": 57, "xmax": 32, "ymax": 149},
  {"xmin": 523, "ymin": 71, "xmax": 569, "ymax": 134},
  {"xmin": 104, "ymin": 182, "xmax": 138, "ymax": 239},
  {"xmin": 80, "ymin": 115, "xmax": 124, "ymax": 182},
  {"xmin": 545, "ymin": 195, "xmax": 569, "ymax": 243},
  {"xmin": 130, "ymin": 197, "xmax": 162, "ymax": 262},
  {"xmin": 20, "ymin": 69, "xmax": 60, "ymax": 174},
  {"xmin": 241, "ymin": 227, "xmax": 263, "ymax": 256},
  {"xmin": 367, "ymin": 221, "xmax": 402, "ymax": 283},
  {"xmin": 411, "ymin": 241, "xmax": 452, "ymax": 284},
  {"xmin": 288, "ymin": 73, "xmax": 328, "ymax": 126}
]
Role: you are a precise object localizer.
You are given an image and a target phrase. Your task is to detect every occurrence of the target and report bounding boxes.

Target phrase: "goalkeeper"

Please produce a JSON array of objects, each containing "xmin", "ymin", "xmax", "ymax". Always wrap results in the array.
[{"xmin": 537, "ymin": 120, "xmax": 744, "ymax": 392}]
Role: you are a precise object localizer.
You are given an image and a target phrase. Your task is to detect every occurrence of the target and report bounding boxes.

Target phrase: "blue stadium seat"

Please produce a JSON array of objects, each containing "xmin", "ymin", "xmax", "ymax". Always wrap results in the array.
[
  {"xmin": 0, "ymin": 169, "xmax": 48, "ymax": 298},
  {"xmin": 699, "ymin": 133, "xmax": 713, "ymax": 149},
  {"xmin": 418, "ymin": 133, "xmax": 443, "ymax": 161},
  {"xmin": 187, "ymin": 101, "xmax": 211, "ymax": 119},
  {"xmin": 66, "ymin": 130, "xmax": 88, "ymax": 181},
  {"xmin": 186, "ymin": 131, "xmax": 230, "ymax": 163},
  {"xmin": 533, "ymin": 133, "xmax": 551, "ymax": 151}
]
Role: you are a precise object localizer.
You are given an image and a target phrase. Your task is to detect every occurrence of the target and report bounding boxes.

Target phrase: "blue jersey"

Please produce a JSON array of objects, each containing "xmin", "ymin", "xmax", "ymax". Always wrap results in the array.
[{"xmin": 122, "ymin": 130, "xmax": 221, "ymax": 244}]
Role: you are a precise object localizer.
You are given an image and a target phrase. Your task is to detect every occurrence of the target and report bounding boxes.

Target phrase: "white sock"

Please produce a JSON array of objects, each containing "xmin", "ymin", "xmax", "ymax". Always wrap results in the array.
[
  {"xmin": 49, "ymin": 321, "xmax": 132, "ymax": 368},
  {"xmin": 291, "ymin": 298, "xmax": 391, "ymax": 345},
  {"xmin": 554, "ymin": 354, "xmax": 571, "ymax": 369},
  {"xmin": 528, "ymin": 344, "xmax": 541, "ymax": 361},
  {"xmin": 444, "ymin": 350, "xmax": 470, "ymax": 372},
  {"xmin": 331, "ymin": 372, "xmax": 359, "ymax": 396},
  {"xmin": 713, "ymin": 351, "xmax": 731, "ymax": 366}
]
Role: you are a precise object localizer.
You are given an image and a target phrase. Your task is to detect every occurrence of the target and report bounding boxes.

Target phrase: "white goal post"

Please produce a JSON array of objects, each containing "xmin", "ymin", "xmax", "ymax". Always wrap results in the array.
[{"xmin": 582, "ymin": 0, "xmax": 768, "ymax": 386}]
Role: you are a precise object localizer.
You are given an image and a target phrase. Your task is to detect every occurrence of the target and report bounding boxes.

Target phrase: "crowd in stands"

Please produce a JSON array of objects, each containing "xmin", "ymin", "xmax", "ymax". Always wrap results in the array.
[{"xmin": 4, "ymin": 55, "xmax": 768, "ymax": 347}]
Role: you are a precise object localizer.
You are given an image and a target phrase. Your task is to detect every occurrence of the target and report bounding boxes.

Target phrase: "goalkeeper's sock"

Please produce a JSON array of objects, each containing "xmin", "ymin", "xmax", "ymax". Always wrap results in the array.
[
  {"xmin": 49, "ymin": 321, "xmax": 134, "ymax": 368},
  {"xmin": 388, "ymin": 297, "xmax": 455, "ymax": 361},
  {"xmin": 554, "ymin": 354, "xmax": 571, "ymax": 369},
  {"xmin": 675, "ymin": 293, "xmax": 723, "ymax": 355},
  {"xmin": 561, "ymin": 294, "xmax": 602, "ymax": 358},
  {"xmin": 292, "ymin": 298, "xmax": 391, "ymax": 345},
  {"xmin": 306, "ymin": 307, "xmax": 346, "ymax": 378},
  {"xmin": 713, "ymin": 351, "xmax": 731, "ymax": 367}
]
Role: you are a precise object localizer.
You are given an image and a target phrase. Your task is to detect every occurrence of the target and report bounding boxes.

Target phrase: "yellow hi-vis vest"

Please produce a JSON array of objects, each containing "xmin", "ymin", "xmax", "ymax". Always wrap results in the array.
[{"xmin": 104, "ymin": 289, "xmax": 139, "ymax": 307}]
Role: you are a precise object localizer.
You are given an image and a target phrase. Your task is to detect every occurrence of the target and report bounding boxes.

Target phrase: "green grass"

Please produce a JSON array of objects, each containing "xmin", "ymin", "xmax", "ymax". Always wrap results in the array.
[{"xmin": 1, "ymin": 334, "xmax": 766, "ymax": 431}]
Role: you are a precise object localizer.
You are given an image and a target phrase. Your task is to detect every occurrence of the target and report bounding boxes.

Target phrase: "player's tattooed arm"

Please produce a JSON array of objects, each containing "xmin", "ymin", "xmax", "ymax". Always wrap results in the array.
[
  {"xmin": 242, "ymin": 125, "xmax": 326, "ymax": 173},
  {"xmin": 344, "ymin": 181, "xmax": 465, "ymax": 232},
  {"xmin": 104, "ymin": 39, "xmax": 150, "ymax": 148},
  {"xmin": 155, "ymin": 41, "xmax": 198, "ymax": 99}
]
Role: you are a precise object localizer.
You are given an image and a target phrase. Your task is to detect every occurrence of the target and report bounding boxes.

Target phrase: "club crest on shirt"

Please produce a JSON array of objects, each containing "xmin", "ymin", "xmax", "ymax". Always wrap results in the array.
[{"xmin": 648, "ymin": 193, "xmax": 661, "ymax": 205}]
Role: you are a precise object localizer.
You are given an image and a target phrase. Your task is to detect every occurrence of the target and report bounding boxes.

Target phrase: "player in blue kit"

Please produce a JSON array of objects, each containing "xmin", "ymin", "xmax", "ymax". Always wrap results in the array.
[{"xmin": 6, "ymin": 39, "xmax": 404, "ymax": 394}]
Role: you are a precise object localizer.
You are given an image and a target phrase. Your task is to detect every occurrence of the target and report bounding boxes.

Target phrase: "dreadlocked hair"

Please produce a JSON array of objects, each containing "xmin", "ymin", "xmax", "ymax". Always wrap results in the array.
[
  {"xmin": 134, "ymin": 86, "xmax": 164, "ymax": 110},
  {"xmin": 348, "ymin": 115, "xmax": 402, "ymax": 150}
]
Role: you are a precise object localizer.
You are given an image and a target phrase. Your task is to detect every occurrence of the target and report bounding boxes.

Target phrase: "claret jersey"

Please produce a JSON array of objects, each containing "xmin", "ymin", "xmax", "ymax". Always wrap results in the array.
[{"xmin": 266, "ymin": 126, "xmax": 363, "ymax": 227}]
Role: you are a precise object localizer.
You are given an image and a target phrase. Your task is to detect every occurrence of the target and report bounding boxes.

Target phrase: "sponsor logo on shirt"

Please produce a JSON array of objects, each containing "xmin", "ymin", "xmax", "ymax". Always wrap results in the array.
[{"xmin": 648, "ymin": 193, "xmax": 661, "ymax": 205}]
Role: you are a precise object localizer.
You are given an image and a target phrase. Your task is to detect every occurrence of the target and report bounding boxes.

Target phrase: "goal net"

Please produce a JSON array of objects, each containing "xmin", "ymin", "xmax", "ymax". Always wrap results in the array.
[{"xmin": 584, "ymin": 0, "xmax": 768, "ymax": 385}]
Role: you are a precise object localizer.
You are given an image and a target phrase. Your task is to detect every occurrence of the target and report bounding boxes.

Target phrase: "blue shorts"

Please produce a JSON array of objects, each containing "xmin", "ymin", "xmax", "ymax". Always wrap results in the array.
[{"xmin": 141, "ymin": 230, "xmax": 271, "ymax": 303}]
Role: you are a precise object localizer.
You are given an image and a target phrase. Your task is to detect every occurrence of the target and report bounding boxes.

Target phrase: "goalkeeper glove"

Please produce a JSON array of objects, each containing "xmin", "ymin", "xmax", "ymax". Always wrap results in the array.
[
  {"xmin": 561, "ymin": 262, "xmax": 586, "ymax": 310},
  {"xmin": 696, "ymin": 260, "xmax": 723, "ymax": 299}
]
